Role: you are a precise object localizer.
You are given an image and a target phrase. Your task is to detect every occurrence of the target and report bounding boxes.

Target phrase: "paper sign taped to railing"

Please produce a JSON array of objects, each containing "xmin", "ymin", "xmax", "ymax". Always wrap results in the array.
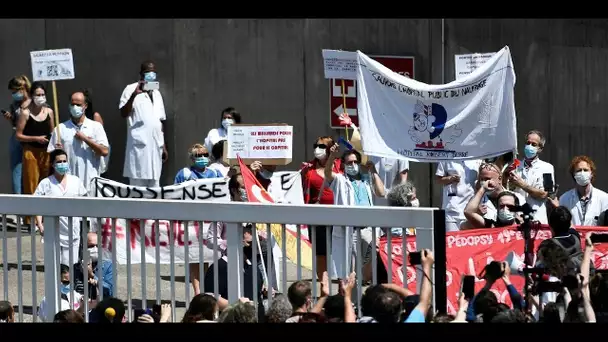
[
  {"xmin": 454, "ymin": 52, "xmax": 496, "ymax": 80},
  {"xmin": 322, "ymin": 49, "xmax": 358, "ymax": 80},
  {"xmin": 92, "ymin": 177, "xmax": 230, "ymax": 201},
  {"xmin": 227, "ymin": 125, "xmax": 293, "ymax": 160},
  {"xmin": 30, "ymin": 48, "xmax": 75, "ymax": 81}
]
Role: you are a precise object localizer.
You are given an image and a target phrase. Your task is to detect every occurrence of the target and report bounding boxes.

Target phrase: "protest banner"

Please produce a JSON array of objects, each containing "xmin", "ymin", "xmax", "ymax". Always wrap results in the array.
[
  {"xmin": 30, "ymin": 48, "xmax": 75, "ymax": 142},
  {"xmin": 454, "ymin": 52, "xmax": 496, "ymax": 80},
  {"xmin": 355, "ymin": 46, "xmax": 517, "ymax": 162},
  {"xmin": 378, "ymin": 226, "xmax": 608, "ymax": 315},
  {"xmin": 226, "ymin": 124, "xmax": 293, "ymax": 165}
]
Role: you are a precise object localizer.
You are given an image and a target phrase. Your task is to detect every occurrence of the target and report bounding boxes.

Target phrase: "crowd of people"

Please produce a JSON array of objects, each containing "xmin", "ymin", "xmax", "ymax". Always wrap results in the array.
[{"xmin": 3, "ymin": 58, "xmax": 608, "ymax": 323}]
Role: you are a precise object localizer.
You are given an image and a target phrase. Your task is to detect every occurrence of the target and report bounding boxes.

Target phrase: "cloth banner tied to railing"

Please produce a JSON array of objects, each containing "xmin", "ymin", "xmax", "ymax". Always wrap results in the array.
[{"xmin": 379, "ymin": 225, "xmax": 608, "ymax": 314}]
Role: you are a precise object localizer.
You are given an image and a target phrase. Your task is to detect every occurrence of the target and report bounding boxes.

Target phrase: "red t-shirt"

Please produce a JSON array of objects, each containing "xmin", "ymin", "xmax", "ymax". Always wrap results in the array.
[{"xmin": 303, "ymin": 159, "xmax": 342, "ymax": 204}]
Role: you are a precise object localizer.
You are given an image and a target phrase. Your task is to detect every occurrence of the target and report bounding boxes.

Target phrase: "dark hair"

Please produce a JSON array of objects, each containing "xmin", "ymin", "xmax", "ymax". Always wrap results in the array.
[
  {"xmin": 549, "ymin": 206, "xmax": 573, "ymax": 236},
  {"xmin": 53, "ymin": 309, "xmax": 85, "ymax": 323},
  {"xmin": 140, "ymin": 60, "xmax": 155, "ymax": 74},
  {"xmin": 371, "ymin": 291, "xmax": 403, "ymax": 323},
  {"xmin": 90, "ymin": 297, "xmax": 125, "ymax": 323},
  {"xmin": 496, "ymin": 191, "xmax": 520, "ymax": 206},
  {"xmin": 182, "ymin": 294, "xmax": 217, "ymax": 322},
  {"xmin": 360, "ymin": 285, "xmax": 389, "ymax": 317},
  {"xmin": 287, "ymin": 281, "xmax": 312, "ymax": 308},
  {"xmin": 49, "ymin": 149, "xmax": 68, "ymax": 176},
  {"xmin": 541, "ymin": 302, "xmax": 562, "ymax": 323},
  {"xmin": 211, "ymin": 140, "xmax": 225, "ymax": 161},
  {"xmin": 537, "ymin": 241, "xmax": 569, "ymax": 279},
  {"xmin": 0, "ymin": 301, "xmax": 13, "ymax": 322},
  {"xmin": 490, "ymin": 309, "xmax": 527, "ymax": 323},
  {"xmin": 221, "ymin": 107, "xmax": 241, "ymax": 124},
  {"xmin": 60, "ymin": 264, "xmax": 69, "ymax": 274},
  {"xmin": 341, "ymin": 149, "xmax": 362, "ymax": 164},
  {"xmin": 82, "ymin": 89, "xmax": 94, "ymax": 119},
  {"xmin": 30, "ymin": 81, "xmax": 46, "ymax": 97},
  {"xmin": 228, "ymin": 172, "xmax": 243, "ymax": 201},
  {"xmin": 591, "ymin": 273, "xmax": 608, "ymax": 313},
  {"xmin": 298, "ymin": 312, "xmax": 328, "ymax": 323},
  {"xmin": 473, "ymin": 289, "xmax": 498, "ymax": 322},
  {"xmin": 432, "ymin": 313, "xmax": 455, "ymax": 323},
  {"xmin": 323, "ymin": 295, "xmax": 345, "ymax": 321}
]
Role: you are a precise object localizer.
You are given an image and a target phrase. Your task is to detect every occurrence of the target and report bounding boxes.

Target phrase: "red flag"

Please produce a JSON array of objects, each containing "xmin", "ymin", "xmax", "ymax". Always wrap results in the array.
[{"xmin": 237, "ymin": 155, "xmax": 275, "ymax": 203}]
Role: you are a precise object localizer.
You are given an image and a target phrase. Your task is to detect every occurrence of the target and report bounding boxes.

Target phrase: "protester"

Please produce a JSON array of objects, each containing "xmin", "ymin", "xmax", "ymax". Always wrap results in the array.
[
  {"xmin": 48, "ymin": 91, "xmax": 109, "ymax": 190},
  {"xmin": 53, "ymin": 309, "xmax": 85, "ymax": 323},
  {"xmin": 73, "ymin": 232, "xmax": 114, "ymax": 299},
  {"xmin": 217, "ymin": 299, "xmax": 258, "ymax": 323},
  {"xmin": 550, "ymin": 155, "xmax": 608, "ymax": 226},
  {"xmin": 205, "ymin": 107, "xmax": 241, "ymax": 154},
  {"xmin": 174, "ymin": 144, "xmax": 222, "ymax": 184},
  {"xmin": 15, "ymin": 80, "xmax": 54, "ymax": 198},
  {"xmin": 370, "ymin": 155, "xmax": 410, "ymax": 206},
  {"xmin": 182, "ymin": 294, "xmax": 219, "ymax": 323},
  {"xmin": 119, "ymin": 60, "xmax": 168, "ymax": 188},
  {"xmin": 324, "ymin": 143, "xmax": 386, "ymax": 280},
  {"xmin": 249, "ymin": 160, "xmax": 277, "ymax": 190},
  {"xmin": 285, "ymin": 272, "xmax": 329, "ymax": 323},
  {"xmin": 265, "ymin": 294, "xmax": 293, "ymax": 323},
  {"xmin": 508, "ymin": 130, "xmax": 555, "ymax": 224},
  {"xmin": 34, "ymin": 149, "xmax": 88, "ymax": 266},
  {"xmin": 5, "ymin": 76, "xmax": 33, "ymax": 195},
  {"xmin": 0, "ymin": 301, "xmax": 14, "ymax": 323},
  {"xmin": 208, "ymin": 140, "xmax": 231, "ymax": 178},
  {"xmin": 302, "ymin": 136, "xmax": 341, "ymax": 281},
  {"xmin": 89, "ymin": 297, "xmax": 126, "ymax": 323},
  {"xmin": 83, "ymin": 89, "xmax": 110, "ymax": 175},
  {"xmin": 435, "ymin": 159, "xmax": 482, "ymax": 231}
]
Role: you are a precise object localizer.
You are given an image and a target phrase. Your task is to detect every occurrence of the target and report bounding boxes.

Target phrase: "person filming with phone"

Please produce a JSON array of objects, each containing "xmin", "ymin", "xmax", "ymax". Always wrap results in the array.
[{"xmin": 119, "ymin": 60, "xmax": 168, "ymax": 188}]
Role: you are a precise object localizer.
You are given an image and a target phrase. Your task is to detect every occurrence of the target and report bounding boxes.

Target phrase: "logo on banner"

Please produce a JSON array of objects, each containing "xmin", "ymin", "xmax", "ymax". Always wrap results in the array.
[{"xmin": 407, "ymin": 101, "xmax": 463, "ymax": 156}]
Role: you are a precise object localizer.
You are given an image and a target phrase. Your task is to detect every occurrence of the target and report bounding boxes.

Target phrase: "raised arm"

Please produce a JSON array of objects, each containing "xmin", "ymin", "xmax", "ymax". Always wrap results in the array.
[
  {"xmin": 464, "ymin": 187, "xmax": 488, "ymax": 228},
  {"xmin": 324, "ymin": 143, "xmax": 340, "ymax": 184}
]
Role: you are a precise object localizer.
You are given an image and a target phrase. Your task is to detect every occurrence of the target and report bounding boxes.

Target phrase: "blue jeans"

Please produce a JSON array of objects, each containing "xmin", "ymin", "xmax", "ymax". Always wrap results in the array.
[{"xmin": 9, "ymin": 132, "xmax": 22, "ymax": 194}]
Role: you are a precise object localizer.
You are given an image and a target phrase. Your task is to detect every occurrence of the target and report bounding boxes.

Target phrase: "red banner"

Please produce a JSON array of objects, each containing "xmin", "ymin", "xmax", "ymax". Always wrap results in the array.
[{"xmin": 378, "ymin": 226, "xmax": 608, "ymax": 314}]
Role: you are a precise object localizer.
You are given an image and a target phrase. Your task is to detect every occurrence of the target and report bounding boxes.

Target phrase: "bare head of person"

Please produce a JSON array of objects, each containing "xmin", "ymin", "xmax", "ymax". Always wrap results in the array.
[
  {"xmin": 69, "ymin": 91, "xmax": 87, "ymax": 121},
  {"xmin": 478, "ymin": 163, "xmax": 503, "ymax": 196}
]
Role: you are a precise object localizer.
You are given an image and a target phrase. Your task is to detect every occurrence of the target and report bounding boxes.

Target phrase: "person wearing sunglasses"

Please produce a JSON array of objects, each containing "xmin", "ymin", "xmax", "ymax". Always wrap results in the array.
[{"xmin": 301, "ymin": 136, "xmax": 342, "ymax": 281}]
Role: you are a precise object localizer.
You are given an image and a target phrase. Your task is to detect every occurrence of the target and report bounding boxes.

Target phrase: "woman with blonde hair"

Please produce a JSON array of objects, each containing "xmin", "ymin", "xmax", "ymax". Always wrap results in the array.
[
  {"xmin": 13, "ymin": 77, "xmax": 55, "ymax": 197},
  {"xmin": 5, "ymin": 75, "xmax": 33, "ymax": 195}
]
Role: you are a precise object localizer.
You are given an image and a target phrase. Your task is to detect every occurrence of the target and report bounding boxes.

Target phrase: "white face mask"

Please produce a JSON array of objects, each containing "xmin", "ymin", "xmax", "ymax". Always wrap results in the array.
[
  {"xmin": 497, "ymin": 208, "xmax": 515, "ymax": 223},
  {"xmin": 345, "ymin": 164, "xmax": 359, "ymax": 176},
  {"xmin": 222, "ymin": 119, "xmax": 234, "ymax": 130},
  {"xmin": 33, "ymin": 95, "xmax": 46, "ymax": 106},
  {"xmin": 410, "ymin": 198, "xmax": 420, "ymax": 207},
  {"xmin": 314, "ymin": 147, "xmax": 326, "ymax": 160},
  {"xmin": 574, "ymin": 171, "xmax": 591, "ymax": 186}
]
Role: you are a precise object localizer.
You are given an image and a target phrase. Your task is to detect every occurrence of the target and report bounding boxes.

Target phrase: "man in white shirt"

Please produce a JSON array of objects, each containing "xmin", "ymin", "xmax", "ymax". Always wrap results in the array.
[
  {"xmin": 119, "ymin": 61, "xmax": 168, "ymax": 188},
  {"xmin": 370, "ymin": 156, "xmax": 410, "ymax": 206},
  {"xmin": 508, "ymin": 130, "xmax": 555, "ymax": 224},
  {"xmin": 48, "ymin": 91, "xmax": 109, "ymax": 190},
  {"xmin": 34, "ymin": 149, "xmax": 88, "ymax": 266},
  {"xmin": 553, "ymin": 155, "xmax": 608, "ymax": 226},
  {"xmin": 435, "ymin": 159, "xmax": 483, "ymax": 231}
]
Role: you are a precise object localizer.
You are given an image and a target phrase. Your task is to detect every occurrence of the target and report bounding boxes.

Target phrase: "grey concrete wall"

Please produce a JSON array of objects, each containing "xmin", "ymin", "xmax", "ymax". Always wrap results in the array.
[{"xmin": 1, "ymin": 18, "xmax": 607, "ymax": 208}]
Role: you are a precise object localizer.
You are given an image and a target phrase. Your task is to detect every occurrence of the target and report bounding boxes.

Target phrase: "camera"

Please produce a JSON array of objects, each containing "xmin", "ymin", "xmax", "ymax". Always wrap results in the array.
[{"xmin": 408, "ymin": 250, "xmax": 428, "ymax": 266}]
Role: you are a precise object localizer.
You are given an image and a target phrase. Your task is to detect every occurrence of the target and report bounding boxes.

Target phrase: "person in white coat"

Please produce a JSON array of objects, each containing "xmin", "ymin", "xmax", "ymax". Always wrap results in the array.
[
  {"xmin": 204, "ymin": 107, "xmax": 241, "ymax": 156},
  {"xmin": 119, "ymin": 61, "xmax": 168, "ymax": 187},
  {"xmin": 549, "ymin": 155, "xmax": 608, "ymax": 226}
]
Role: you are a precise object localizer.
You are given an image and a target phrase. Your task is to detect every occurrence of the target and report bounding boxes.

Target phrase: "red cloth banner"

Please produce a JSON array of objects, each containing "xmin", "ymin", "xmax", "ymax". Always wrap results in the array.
[{"xmin": 378, "ymin": 226, "xmax": 608, "ymax": 314}]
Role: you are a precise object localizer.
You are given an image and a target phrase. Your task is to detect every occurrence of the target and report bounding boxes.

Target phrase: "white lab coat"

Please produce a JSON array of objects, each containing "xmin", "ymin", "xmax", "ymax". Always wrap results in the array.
[
  {"xmin": 559, "ymin": 186, "xmax": 608, "ymax": 226},
  {"xmin": 204, "ymin": 127, "xmax": 227, "ymax": 155},
  {"xmin": 119, "ymin": 82, "xmax": 166, "ymax": 181}
]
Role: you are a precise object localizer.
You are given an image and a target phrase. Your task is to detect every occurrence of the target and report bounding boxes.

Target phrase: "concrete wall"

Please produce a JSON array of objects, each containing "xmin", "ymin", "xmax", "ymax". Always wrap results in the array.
[{"xmin": 1, "ymin": 19, "xmax": 607, "ymax": 208}]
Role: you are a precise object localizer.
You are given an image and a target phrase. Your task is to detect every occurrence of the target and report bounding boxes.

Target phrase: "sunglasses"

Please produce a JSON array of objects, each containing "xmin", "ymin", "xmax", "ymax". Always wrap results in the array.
[
  {"xmin": 313, "ymin": 143, "xmax": 328, "ymax": 149},
  {"xmin": 193, "ymin": 153, "xmax": 209, "ymax": 158}
]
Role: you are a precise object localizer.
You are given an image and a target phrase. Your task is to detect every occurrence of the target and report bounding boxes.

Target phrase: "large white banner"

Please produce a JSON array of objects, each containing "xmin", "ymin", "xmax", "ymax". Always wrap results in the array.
[{"xmin": 356, "ymin": 46, "xmax": 517, "ymax": 162}]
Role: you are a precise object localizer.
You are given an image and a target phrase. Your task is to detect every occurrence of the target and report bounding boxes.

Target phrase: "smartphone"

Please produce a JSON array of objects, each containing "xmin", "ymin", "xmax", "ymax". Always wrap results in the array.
[
  {"xmin": 152, "ymin": 304, "xmax": 161, "ymax": 316},
  {"xmin": 543, "ymin": 173, "xmax": 554, "ymax": 194},
  {"xmin": 590, "ymin": 233, "xmax": 608, "ymax": 244},
  {"xmin": 461, "ymin": 275, "xmax": 475, "ymax": 300},
  {"xmin": 337, "ymin": 136, "xmax": 353, "ymax": 150},
  {"xmin": 409, "ymin": 250, "xmax": 427, "ymax": 265},
  {"xmin": 142, "ymin": 81, "xmax": 160, "ymax": 91}
]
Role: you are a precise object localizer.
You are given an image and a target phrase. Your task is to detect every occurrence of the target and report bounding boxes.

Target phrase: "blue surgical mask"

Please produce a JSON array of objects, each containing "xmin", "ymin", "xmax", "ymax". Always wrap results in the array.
[
  {"xmin": 55, "ymin": 162, "xmax": 69, "ymax": 175},
  {"xmin": 345, "ymin": 164, "xmax": 359, "ymax": 176},
  {"xmin": 12, "ymin": 92, "xmax": 23, "ymax": 102},
  {"xmin": 70, "ymin": 105, "xmax": 84, "ymax": 118},
  {"xmin": 194, "ymin": 157, "xmax": 209, "ymax": 169},
  {"xmin": 524, "ymin": 144, "xmax": 537, "ymax": 159},
  {"xmin": 143, "ymin": 72, "xmax": 157, "ymax": 82},
  {"xmin": 60, "ymin": 283, "xmax": 71, "ymax": 295}
]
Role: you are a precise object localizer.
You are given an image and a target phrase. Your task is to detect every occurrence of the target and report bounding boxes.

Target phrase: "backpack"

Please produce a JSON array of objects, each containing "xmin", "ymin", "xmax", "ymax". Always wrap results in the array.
[{"xmin": 552, "ymin": 235, "xmax": 596, "ymax": 277}]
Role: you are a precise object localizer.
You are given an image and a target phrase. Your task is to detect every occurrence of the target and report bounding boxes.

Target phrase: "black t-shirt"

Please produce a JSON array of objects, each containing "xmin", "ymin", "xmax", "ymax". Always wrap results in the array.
[{"xmin": 538, "ymin": 228, "xmax": 581, "ymax": 255}]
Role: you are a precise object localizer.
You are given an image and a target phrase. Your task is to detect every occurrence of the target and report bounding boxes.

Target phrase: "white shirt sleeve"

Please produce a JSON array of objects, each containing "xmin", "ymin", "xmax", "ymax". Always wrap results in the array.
[
  {"xmin": 154, "ymin": 90, "xmax": 167, "ymax": 121},
  {"xmin": 94, "ymin": 122, "xmax": 110, "ymax": 148},
  {"xmin": 435, "ymin": 162, "xmax": 446, "ymax": 177},
  {"xmin": 34, "ymin": 179, "xmax": 47, "ymax": 196},
  {"xmin": 119, "ymin": 83, "xmax": 137, "ymax": 110}
]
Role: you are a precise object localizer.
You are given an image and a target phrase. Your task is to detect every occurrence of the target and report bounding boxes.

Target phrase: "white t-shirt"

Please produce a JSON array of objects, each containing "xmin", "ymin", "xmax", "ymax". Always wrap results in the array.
[
  {"xmin": 204, "ymin": 128, "xmax": 227, "ymax": 155},
  {"xmin": 371, "ymin": 156, "xmax": 410, "ymax": 206},
  {"xmin": 511, "ymin": 158, "xmax": 555, "ymax": 224},
  {"xmin": 48, "ymin": 118, "xmax": 109, "ymax": 190},
  {"xmin": 119, "ymin": 82, "xmax": 166, "ymax": 180},
  {"xmin": 559, "ymin": 186, "xmax": 608, "ymax": 226},
  {"xmin": 34, "ymin": 175, "xmax": 88, "ymax": 247},
  {"xmin": 436, "ymin": 160, "xmax": 482, "ymax": 222},
  {"xmin": 208, "ymin": 162, "xmax": 230, "ymax": 178}
]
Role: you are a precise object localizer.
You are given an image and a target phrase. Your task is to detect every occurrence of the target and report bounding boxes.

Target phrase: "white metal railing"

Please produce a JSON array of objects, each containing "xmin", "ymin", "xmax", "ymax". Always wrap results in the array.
[{"xmin": 0, "ymin": 194, "xmax": 444, "ymax": 322}]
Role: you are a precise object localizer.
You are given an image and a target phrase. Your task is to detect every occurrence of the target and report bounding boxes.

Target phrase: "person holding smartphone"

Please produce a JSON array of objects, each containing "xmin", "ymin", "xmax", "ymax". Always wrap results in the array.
[
  {"xmin": 435, "ymin": 159, "xmax": 482, "ymax": 231},
  {"xmin": 119, "ymin": 60, "xmax": 168, "ymax": 188}
]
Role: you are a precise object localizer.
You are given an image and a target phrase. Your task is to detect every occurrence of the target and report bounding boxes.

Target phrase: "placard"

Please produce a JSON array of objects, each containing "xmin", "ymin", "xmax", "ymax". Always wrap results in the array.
[
  {"xmin": 30, "ymin": 49, "xmax": 75, "ymax": 81},
  {"xmin": 225, "ymin": 124, "xmax": 293, "ymax": 165},
  {"xmin": 322, "ymin": 49, "xmax": 358, "ymax": 80},
  {"xmin": 454, "ymin": 52, "xmax": 495, "ymax": 80}
]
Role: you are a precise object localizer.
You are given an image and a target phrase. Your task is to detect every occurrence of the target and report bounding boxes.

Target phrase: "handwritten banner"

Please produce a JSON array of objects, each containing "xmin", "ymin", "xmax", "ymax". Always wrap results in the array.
[{"xmin": 93, "ymin": 177, "xmax": 230, "ymax": 201}]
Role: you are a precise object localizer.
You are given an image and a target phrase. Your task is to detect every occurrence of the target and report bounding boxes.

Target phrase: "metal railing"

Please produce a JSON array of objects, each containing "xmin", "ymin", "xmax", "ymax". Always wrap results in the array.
[{"xmin": 0, "ymin": 194, "xmax": 445, "ymax": 322}]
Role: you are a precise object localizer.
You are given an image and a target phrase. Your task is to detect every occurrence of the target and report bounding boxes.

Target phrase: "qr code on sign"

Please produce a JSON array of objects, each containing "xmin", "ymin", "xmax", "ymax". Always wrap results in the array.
[{"xmin": 46, "ymin": 65, "xmax": 59, "ymax": 77}]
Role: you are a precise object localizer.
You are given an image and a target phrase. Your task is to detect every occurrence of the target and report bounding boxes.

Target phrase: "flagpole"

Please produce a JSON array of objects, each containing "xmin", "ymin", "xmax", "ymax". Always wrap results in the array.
[
  {"xmin": 441, "ymin": 18, "xmax": 445, "ymax": 84},
  {"xmin": 341, "ymin": 79, "xmax": 350, "ymax": 141}
]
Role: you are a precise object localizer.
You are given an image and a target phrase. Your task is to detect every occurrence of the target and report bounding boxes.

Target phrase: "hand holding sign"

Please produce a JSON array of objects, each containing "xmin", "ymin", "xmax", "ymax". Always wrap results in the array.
[{"xmin": 338, "ymin": 112, "xmax": 352, "ymax": 127}]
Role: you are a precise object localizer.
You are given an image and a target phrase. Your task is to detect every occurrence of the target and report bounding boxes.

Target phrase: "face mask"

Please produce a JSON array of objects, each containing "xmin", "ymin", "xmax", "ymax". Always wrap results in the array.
[
  {"xmin": 12, "ymin": 92, "xmax": 23, "ymax": 102},
  {"xmin": 497, "ymin": 208, "xmax": 515, "ymax": 224},
  {"xmin": 524, "ymin": 144, "xmax": 538, "ymax": 159},
  {"xmin": 194, "ymin": 157, "xmax": 209, "ymax": 169},
  {"xmin": 239, "ymin": 188, "xmax": 248, "ymax": 202},
  {"xmin": 55, "ymin": 162, "xmax": 69, "ymax": 175},
  {"xmin": 143, "ymin": 72, "xmax": 157, "ymax": 82},
  {"xmin": 222, "ymin": 119, "xmax": 234, "ymax": 130},
  {"xmin": 60, "ymin": 283, "xmax": 71, "ymax": 296},
  {"xmin": 33, "ymin": 95, "xmax": 46, "ymax": 106},
  {"xmin": 314, "ymin": 147, "xmax": 327, "ymax": 160},
  {"xmin": 345, "ymin": 164, "xmax": 359, "ymax": 176},
  {"xmin": 259, "ymin": 169, "xmax": 273, "ymax": 179},
  {"xmin": 574, "ymin": 171, "xmax": 591, "ymax": 186},
  {"xmin": 70, "ymin": 105, "xmax": 84, "ymax": 119},
  {"xmin": 410, "ymin": 198, "xmax": 420, "ymax": 207}
]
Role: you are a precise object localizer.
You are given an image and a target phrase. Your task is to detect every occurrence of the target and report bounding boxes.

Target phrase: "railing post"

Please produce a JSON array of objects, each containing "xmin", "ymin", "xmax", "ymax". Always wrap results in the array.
[
  {"xmin": 43, "ymin": 216, "xmax": 60, "ymax": 321},
  {"xmin": 225, "ymin": 222, "xmax": 243, "ymax": 303},
  {"xmin": 432, "ymin": 209, "xmax": 447, "ymax": 315}
]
